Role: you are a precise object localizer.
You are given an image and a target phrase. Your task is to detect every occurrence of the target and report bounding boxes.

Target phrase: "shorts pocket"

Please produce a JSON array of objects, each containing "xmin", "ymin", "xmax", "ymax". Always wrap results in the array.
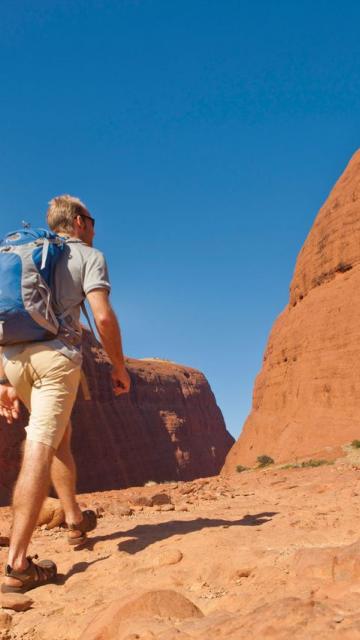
[
  {"xmin": 3, "ymin": 358, "xmax": 26, "ymax": 389},
  {"xmin": 30, "ymin": 348, "xmax": 79, "ymax": 384}
]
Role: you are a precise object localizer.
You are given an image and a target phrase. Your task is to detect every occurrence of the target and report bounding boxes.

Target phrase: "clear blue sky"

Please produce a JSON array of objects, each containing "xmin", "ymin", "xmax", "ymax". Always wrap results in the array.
[{"xmin": 1, "ymin": 0, "xmax": 359, "ymax": 438}]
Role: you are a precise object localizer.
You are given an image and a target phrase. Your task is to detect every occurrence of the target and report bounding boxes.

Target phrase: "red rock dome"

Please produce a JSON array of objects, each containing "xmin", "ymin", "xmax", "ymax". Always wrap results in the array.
[{"xmin": 223, "ymin": 150, "xmax": 360, "ymax": 471}]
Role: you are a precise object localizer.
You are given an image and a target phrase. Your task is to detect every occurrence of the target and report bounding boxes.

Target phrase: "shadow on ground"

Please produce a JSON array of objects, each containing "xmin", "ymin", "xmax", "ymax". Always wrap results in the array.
[
  {"xmin": 57, "ymin": 555, "xmax": 111, "ymax": 585},
  {"xmin": 84, "ymin": 512, "xmax": 278, "ymax": 554},
  {"xmin": 55, "ymin": 513, "xmax": 277, "ymax": 584}
]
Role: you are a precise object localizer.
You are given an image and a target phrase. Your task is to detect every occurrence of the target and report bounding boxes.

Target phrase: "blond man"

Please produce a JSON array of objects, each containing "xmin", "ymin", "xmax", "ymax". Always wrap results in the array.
[{"xmin": 0, "ymin": 195, "xmax": 130, "ymax": 593}]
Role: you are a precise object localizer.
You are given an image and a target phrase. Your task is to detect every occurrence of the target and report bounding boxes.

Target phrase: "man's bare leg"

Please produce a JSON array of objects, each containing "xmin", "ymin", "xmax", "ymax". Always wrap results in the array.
[
  {"xmin": 50, "ymin": 423, "xmax": 83, "ymax": 539},
  {"xmin": 4, "ymin": 440, "xmax": 53, "ymax": 588}
]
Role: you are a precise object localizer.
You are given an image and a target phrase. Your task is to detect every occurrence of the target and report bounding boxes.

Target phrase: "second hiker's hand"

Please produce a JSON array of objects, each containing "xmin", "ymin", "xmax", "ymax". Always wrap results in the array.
[
  {"xmin": 0, "ymin": 385, "xmax": 20, "ymax": 424},
  {"xmin": 111, "ymin": 365, "xmax": 131, "ymax": 396}
]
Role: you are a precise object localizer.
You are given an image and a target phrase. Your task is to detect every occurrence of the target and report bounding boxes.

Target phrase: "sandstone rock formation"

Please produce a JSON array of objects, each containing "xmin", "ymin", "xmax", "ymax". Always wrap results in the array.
[
  {"xmin": 0, "ymin": 331, "xmax": 233, "ymax": 505},
  {"xmin": 223, "ymin": 150, "xmax": 360, "ymax": 471},
  {"xmin": 37, "ymin": 497, "xmax": 65, "ymax": 530},
  {"xmin": 80, "ymin": 589, "xmax": 203, "ymax": 640}
]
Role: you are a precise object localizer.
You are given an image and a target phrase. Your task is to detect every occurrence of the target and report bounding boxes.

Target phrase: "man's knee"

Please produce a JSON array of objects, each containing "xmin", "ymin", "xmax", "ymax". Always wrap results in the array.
[{"xmin": 22, "ymin": 439, "xmax": 54, "ymax": 470}]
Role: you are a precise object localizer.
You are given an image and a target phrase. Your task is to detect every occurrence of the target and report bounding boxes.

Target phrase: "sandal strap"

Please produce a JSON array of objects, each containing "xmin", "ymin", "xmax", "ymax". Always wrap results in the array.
[
  {"xmin": 68, "ymin": 510, "xmax": 97, "ymax": 533},
  {"xmin": 5, "ymin": 556, "xmax": 56, "ymax": 587}
]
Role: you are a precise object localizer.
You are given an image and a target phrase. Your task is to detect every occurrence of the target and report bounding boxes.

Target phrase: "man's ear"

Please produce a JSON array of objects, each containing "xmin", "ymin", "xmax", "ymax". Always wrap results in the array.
[{"xmin": 74, "ymin": 215, "xmax": 84, "ymax": 229}]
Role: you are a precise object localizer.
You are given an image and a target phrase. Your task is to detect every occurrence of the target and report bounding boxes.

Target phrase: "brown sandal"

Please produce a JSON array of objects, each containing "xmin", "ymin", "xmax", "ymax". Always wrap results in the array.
[
  {"xmin": 1, "ymin": 555, "xmax": 57, "ymax": 594},
  {"xmin": 67, "ymin": 509, "xmax": 97, "ymax": 546}
]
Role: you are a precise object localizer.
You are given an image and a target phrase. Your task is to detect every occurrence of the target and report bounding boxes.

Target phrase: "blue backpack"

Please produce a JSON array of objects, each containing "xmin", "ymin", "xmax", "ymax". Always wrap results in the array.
[{"xmin": 0, "ymin": 228, "xmax": 65, "ymax": 345}]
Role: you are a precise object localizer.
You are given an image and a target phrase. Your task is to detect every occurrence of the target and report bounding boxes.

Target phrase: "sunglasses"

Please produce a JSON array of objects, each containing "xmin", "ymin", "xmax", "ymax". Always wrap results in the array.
[{"xmin": 79, "ymin": 213, "xmax": 95, "ymax": 228}]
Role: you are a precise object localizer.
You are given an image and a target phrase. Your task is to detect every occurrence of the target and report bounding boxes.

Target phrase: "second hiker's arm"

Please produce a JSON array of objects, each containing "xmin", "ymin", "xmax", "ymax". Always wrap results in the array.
[
  {"xmin": 0, "ymin": 349, "xmax": 20, "ymax": 423},
  {"xmin": 0, "ymin": 354, "xmax": 6, "ymax": 381},
  {"xmin": 86, "ymin": 289, "xmax": 130, "ymax": 395}
]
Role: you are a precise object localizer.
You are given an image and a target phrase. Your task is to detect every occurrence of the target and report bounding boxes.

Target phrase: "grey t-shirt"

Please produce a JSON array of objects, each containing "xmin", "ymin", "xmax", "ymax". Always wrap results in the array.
[{"xmin": 3, "ymin": 237, "xmax": 111, "ymax": 365}]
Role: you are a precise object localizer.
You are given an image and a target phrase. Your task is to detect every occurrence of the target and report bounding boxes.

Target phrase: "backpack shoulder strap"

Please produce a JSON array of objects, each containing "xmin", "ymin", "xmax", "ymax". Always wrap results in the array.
[{"xmin": 81, "ymin": 301, "xmax": 97, "ymax": 341}]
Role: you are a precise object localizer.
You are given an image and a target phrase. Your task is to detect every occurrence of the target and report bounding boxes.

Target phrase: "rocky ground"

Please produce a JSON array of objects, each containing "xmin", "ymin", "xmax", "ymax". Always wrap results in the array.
[{"xmin": 2, "ymin": 455, "xmax": 360, "ymax": 639}]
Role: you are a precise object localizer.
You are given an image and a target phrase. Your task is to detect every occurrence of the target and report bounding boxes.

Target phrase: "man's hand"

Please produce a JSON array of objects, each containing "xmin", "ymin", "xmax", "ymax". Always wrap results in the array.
[
  {"xmin": 0, "ymin": 385, "xmax": 20, "ymax": 424},
  {"xmin": 111, "ymin": 365, "xmax": 131, "ymax": 396}
]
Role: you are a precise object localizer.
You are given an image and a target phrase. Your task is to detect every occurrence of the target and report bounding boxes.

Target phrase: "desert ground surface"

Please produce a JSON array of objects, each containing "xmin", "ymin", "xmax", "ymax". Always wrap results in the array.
[{"xmin": 2, "ymin": 451, "xmax": 360, "ymax": 639}]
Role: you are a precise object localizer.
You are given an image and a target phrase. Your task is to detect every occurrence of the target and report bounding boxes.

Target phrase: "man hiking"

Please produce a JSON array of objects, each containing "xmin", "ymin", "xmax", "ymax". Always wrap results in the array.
[{"xmin": 0, "ymin": 195, "xmax": 130, "ymax": 593}]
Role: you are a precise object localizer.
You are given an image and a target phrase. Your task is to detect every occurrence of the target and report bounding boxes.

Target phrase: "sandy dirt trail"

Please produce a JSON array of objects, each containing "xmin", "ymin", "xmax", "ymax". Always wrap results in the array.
[{"xmin": 2, "ymin": 461, "xmax": 360, "ymax": 639}]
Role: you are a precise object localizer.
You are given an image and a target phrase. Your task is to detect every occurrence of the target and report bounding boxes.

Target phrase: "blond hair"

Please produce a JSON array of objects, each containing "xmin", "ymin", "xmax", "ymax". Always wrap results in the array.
[{"xmin": 47, "ymin": 194, "xmax": 89, "ymax": 233}]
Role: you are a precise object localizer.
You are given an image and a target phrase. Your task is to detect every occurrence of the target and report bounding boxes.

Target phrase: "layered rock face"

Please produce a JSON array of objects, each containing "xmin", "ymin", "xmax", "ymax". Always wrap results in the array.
[
  {"xmin": 223, "ymin": 150, "xmax": 360, "ymax": 471},
  {"xmin": 0, "ymin": 332, "xmax": 233, "ymax": 504}
]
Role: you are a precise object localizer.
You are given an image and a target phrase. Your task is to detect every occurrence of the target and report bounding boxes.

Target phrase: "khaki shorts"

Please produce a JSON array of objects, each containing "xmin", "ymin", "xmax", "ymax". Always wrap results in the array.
[{"xmin": 3, "ymin": 344, "xmax": 81, "ymax": 450}]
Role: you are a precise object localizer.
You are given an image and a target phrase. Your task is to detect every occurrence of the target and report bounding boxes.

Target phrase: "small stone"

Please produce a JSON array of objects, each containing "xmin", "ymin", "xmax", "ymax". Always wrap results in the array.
[
  {"xmin": 157, "ymin": 549, "xmax": 183, "ymax": 566},
  {"xmin": 116, "ymin": 505, "xmax": 133, "ymax": 517},
  {"xmin": 160, "ymin": 504, "xmax": 175, "ymax": 512},
  {"xmin": 130, "ymin": 496, "xmax": 153, "ymax": 507},
  {"xmin": 0, "ymin": 593, "xmax": 33, "ymax": 612},
  {"xmin": 150, "ymin": 493, "xmax": 172, "ymax": 506},
  {"xmin": 179, "ymin": 485, "xmax": 195, "ymax": 496},
  {"xmin": 334, "ymin": 615, "xmax": 344, "ymax": 624},
  {"xmin": 233, "ymin": 568, "xmax": 252, "ymax": 579}
]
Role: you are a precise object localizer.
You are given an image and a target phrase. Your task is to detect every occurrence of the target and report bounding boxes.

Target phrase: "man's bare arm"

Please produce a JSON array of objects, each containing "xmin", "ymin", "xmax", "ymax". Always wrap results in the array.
[{"xmin": 86, "ymin": 289, "xmax": 130, "ymax": 395}]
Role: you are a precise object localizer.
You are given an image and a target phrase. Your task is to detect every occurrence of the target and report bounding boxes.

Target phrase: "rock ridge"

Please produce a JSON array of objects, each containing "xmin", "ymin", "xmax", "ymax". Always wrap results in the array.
[{"xmin": 290, "ymin": 150, "xmax": 360, "ymax": 306}]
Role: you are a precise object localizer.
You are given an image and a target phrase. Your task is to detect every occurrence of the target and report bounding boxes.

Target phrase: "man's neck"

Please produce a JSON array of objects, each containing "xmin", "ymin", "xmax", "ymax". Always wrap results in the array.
[{"xmin": 58, "ymin": 232, "xmax": 82, "ymax": 242}]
